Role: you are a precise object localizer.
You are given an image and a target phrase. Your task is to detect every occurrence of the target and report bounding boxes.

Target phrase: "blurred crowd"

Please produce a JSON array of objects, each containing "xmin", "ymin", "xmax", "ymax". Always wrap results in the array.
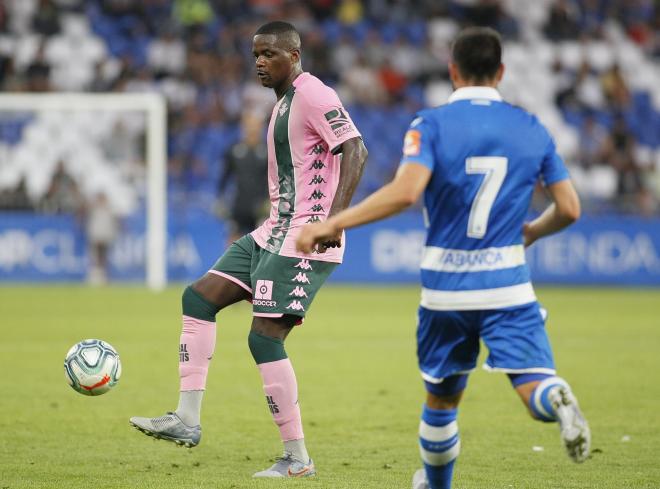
[{"xmin": 0, "ymin": 0, "xmax": 659, "ymax": 217}]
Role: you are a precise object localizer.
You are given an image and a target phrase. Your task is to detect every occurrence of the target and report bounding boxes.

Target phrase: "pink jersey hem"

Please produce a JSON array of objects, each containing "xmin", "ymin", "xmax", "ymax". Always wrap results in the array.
[{"xmin": 208, "ymin": 270, "xmax": 252, "ymax": 293}]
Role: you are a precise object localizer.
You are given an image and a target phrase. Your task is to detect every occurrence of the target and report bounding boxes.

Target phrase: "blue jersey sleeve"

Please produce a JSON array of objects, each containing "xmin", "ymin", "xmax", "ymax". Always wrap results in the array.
[
  {"xmin": 540, "ymin": 128, "xmax": 569, "ymax": 186},
  {"xmin": 400, "ymin": 115, "xmax": 436, "ymax": 171}
]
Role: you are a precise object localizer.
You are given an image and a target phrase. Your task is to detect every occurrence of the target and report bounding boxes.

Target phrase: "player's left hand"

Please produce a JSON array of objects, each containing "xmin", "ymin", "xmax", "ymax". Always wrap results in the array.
[{"xmin": 296, "ymin": 221, "xmax": 341, "ymax": 254}]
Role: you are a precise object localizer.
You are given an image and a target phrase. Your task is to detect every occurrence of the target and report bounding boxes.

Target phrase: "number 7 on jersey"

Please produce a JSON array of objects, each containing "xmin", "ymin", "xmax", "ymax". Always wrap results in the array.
[{"xmin": 465, "ymin": 156, "xmax": 508, "ymax": 239}]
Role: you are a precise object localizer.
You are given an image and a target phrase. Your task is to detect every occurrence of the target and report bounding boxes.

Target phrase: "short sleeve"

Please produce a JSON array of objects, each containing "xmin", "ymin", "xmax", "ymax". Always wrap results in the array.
[
  {"xmin": 305, "ymin": 90, "xmax": 361, "ymax": 154},
  {"xmin": 400, "ymin": 116, "xmax": 436, "ymax": 171},
  {"xmin": 540, "ymin": 131, "xmax": 570, "ymax": 186}
]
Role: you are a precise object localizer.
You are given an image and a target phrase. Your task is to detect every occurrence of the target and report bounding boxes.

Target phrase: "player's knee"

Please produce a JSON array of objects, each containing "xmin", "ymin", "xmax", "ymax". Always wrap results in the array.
[
  {"xmin": 181, "ymin": 285, "xmax": 221, "ymax": 322},
  {"xmin": 247, "ymin": 330, "xmax": 287, "ymax": 365},
  {"xmin": 424, "ymin": 374, "xmax": 468, "ymax": 410}
]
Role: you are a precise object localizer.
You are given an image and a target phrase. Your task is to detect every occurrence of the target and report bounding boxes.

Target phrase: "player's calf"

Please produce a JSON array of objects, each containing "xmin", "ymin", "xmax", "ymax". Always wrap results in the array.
[{"xmin": 417, "ymin": 405, "xmax": 460, "ymax": 489}]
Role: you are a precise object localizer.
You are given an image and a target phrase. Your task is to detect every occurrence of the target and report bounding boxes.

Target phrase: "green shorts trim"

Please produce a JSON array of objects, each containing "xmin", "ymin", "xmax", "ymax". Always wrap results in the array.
[{"xmin": 210, "ymin": 234, "xmax": 336, "ymax": 319}]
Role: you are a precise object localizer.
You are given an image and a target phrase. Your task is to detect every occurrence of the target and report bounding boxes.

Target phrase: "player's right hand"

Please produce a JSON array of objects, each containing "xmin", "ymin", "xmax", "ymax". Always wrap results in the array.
[{"xmin": 296, "ymin": 220, "xmax": 340, "ymax": 254}]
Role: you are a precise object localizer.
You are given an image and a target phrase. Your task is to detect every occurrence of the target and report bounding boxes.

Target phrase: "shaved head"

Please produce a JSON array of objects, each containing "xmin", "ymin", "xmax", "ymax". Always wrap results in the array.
[{"xmin": 254, "ymin": 21, "xmax": 301, "ymax": 52}]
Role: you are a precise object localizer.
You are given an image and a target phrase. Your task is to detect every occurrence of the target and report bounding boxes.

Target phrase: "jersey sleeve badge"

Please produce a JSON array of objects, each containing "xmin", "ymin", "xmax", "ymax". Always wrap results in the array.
[{"xmin": 403, "ymin": 129, "xmax": 421, "ymax": 156}]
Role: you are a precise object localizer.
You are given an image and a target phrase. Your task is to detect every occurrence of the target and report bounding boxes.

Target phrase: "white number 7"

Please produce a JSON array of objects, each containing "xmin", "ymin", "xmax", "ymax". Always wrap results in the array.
[{"xmin": 465, "ymin": 156, "xmax": 508, "ymax": 239}]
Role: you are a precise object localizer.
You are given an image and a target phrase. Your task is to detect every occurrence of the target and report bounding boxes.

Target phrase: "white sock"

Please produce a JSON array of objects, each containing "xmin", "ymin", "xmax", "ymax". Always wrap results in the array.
[
  {"xmin": 175, "ymin": 390, "xmax": 204, "ymax": 426},
  {"xmin": 284, "ymin": 438, "xmax": 310, "ymax": 463}
]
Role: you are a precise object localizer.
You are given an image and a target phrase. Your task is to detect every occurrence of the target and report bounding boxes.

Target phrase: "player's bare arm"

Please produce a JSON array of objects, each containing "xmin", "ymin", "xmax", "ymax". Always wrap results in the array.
[
  {"xmin": 317, "ymin": 136, "xmax": 368, "ymax": 251},
  {"xmin": 523, "ymin": 179, "xmax": 581, "ymax": 247},
  {"xmin": 297, "ymin": 162, "xmax": 431, "ymax": 254}
]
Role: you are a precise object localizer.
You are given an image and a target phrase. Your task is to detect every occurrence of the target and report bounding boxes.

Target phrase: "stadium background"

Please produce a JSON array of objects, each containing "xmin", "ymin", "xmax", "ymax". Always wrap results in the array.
[{"xmin": 0, "ymin": 0, "xmax": 659, "ymax": 285}]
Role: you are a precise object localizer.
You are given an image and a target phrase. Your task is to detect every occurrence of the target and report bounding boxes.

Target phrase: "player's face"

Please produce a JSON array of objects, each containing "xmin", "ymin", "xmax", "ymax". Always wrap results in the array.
[{"xmin": 252, "ymin": 34, "xmax": 296, "ymax": 89}]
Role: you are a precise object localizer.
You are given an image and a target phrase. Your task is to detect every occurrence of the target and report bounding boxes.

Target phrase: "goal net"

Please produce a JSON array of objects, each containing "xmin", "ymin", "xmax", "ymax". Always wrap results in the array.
[{"xmin": 0, "ymin": 93, "xmax": 167, "ymax": 290}]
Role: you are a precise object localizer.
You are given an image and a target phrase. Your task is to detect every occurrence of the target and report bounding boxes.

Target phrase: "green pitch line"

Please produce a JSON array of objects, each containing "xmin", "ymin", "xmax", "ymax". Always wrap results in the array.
[{"xmin": 0, "ymin": 286, "xmax": 658, "ymax": 488}]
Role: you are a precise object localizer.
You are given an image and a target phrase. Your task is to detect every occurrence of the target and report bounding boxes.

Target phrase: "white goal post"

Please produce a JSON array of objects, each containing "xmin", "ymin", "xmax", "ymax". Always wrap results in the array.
[{"xmin": 0, "ymin": 93, "xmax": 168, "ymax": 290}]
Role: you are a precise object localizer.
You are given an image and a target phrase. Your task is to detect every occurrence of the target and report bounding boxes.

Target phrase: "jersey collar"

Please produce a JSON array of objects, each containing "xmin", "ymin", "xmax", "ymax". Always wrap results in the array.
[{"xmin": 448, "ymin": 87, "xmax": 502, "ymax": 104}]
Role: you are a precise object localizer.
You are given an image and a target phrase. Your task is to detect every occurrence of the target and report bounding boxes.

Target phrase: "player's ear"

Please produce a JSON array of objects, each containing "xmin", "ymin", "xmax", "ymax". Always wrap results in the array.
[
  {"xmin": 496, "ymin": 63, "xmax": 505, "ymax": 83},
  {"xmin": 290, "ymin": 48, "xmax": 301, "ymax": 66},
  {"xmin": 448, "ymin": 62, "xmax": 460, "ymax": 87}
]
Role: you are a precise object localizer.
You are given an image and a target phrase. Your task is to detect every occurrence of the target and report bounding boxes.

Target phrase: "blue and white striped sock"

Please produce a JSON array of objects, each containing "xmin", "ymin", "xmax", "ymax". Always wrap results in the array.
[
  {"xmin": 529, "ymin": 376, "xmax": 568, "ymax": 422},
  {"xmin": 419, "ymin": 405, "xmax": 460, "ymax": 489}
]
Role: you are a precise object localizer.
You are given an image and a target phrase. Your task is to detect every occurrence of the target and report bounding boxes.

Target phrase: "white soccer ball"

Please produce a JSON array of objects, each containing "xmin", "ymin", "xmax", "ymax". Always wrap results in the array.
[{"xmin": 64, "ymin": 339, "xmax": 122, "ymax": 396}]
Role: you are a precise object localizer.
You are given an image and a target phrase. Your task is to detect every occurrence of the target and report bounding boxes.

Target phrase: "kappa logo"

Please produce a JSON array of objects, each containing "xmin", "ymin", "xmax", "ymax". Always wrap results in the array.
[
  {"xmin": 289, "ymin": 286, "xmax": 308, "ymax": 298},
  {"xmin": 310, "ymin": 204, "xmax": 324, "ymax": 212},
  {"xmin": 295, "ymin": 259, "xmax": 313, "ymax": 270},
  {"xmin": 292, "ymin": 272, "xmax": 311, "ymax": 284},
  {"xmin": 309, "ymin": 144, "xmax": 327, "ymax": 155},
  {"xmin": 278, "ymin": 100, "xmax": 289, "ymax": 117},
  {"xmin": 286, "ymin": 300, "xmax": 305, "ymax": 311},
  {"xmin": 309, "ymin": 160, "xmax": 326, "ymax": 170},
  {"xmin": 254, "ymin": 279, "xmax": 274, "ymax": 300},
  {"xmin": 306, "ymin": 215, "xmax": 321, "ymax": 223},
  {"xmin": 308, "ymin": 175, "xmax": 327, "ymax": 185},
  {"xmin": 309, "ymin": 189, "xmax": 326, "ymax": 200}
]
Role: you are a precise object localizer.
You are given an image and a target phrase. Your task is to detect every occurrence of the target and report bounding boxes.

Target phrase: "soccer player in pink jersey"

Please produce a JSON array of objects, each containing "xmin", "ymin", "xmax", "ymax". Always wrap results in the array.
[{"xmin": 129, "ymin": 21, "xmax": 368, "ymax": 478}]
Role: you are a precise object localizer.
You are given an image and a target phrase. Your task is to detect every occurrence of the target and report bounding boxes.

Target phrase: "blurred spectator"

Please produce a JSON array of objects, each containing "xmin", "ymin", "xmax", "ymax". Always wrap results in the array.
[
  {"xmin": 147, "ymin": 24, "xmax": 186, "ymax": 77},
  {"xmin": 339, "ymin": 55, "xmax": 387, "ymax": 105},
  {"xmin": 578, "ymin": 113, "xmax": 609, "ymax": 169},
  {"xmin": 0, "ymin": 178, "xmax": 33, "ymax": 211},
  {"xmin": 32, "ymin": 0, "xmax": 61, "ymax": 37},
  {"xmin": 85, "ymin": 191, "xmax": 120, "ymax": 285},
  {"xmin": 217, "ymin": 113, "xmax": 268, "ymax": 244},
  {"xmin": 604, "ymin": 116, "xmax": 647, "ymax": 212},
  {"xmin": 544, "ymin": 0, "xmax": 580, "ymax": 41},
  {"xmin": 601, "ymin": 64, "xmax": 630, "ymax": 112},
  {"xmin": 39, "ymin": 162, "xmax": 81, "ymax": 214},
  {"xmin": 337, "ymin": 0, "xmax": 364, "ymax": 25}
]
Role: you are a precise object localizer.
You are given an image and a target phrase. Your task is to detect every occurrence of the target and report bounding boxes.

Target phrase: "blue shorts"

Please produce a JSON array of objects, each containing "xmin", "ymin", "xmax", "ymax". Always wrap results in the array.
[{"xmin": 417, "ymin": 302, "xmax": 555, "ymax": 384}]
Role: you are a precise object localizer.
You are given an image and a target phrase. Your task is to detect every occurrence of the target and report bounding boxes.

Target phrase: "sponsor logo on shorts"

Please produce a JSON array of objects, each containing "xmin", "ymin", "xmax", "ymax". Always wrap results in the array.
[
  {"xmin": 309, "ymin": 160, "xmax": 326, "ymax": 170},
  {"xmin": 286, "ymin": 300, "xmax": 305, "ymax": 311},
  {"xmin": 295, "ymin": 259, "xmax": 312, "ymax": 270},
  {"xmin": 253, "ymin": 299, "xmax": 278, "ymax": 307},
  {"xmin": 309, "ymin": 204, "xmax": 324, "ymax": 212},
  {"xmin": 255, "ymin": 279, "xmax": 274, "ymax": 300},
  {"xmin": 292, "ymin": 272, "xmax": 311, "ymax": 284},
  {"xmin": 306, "ymin": 215, "xmax": 321, "ymax": 223},
  {"xmin": 289, "ymin": 286, "xmax": 308, "ymax": 298}
]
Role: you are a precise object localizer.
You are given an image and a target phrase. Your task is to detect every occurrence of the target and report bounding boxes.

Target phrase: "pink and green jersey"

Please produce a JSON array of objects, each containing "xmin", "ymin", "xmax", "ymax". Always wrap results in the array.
[{"xmin": 251, "ymin": 72, "xmax": 361, "ymax": 263}]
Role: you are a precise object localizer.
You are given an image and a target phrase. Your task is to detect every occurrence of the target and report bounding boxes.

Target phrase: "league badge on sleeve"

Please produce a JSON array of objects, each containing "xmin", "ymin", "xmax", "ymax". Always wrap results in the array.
[{"xmin": 403, "ymin": 129, "xmax": 421, "ymax": 156}]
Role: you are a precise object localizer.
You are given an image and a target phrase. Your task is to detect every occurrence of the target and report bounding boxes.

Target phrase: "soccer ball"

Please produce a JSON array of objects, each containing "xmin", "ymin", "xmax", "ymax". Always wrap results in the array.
[{"xmin": 64, "ymin": 339, "xmax": 122, "ymax": 396}]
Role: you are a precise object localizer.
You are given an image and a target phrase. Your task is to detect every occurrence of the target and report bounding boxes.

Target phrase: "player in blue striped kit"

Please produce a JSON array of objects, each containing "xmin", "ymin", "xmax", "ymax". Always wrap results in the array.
[{"xmin": 297, "ymin": 27, "xmax": 590, "ymax": 489}]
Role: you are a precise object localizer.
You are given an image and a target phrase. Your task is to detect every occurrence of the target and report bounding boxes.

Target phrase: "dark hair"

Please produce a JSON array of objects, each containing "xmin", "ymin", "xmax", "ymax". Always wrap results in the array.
[
  {"xmin": 255, "ymin": 21, "xmax": 301, "ymax": 51},
  {"xmin": 452, "ymin": 27, "xmax": 502, "ymax": 82},
  {"xmin": 255, "ymin": 21, "xmax": 298, "ymax": 37}
]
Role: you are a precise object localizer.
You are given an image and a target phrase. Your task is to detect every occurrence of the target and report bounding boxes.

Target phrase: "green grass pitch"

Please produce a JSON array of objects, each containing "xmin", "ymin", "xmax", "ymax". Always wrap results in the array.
[{"xmin": 1, "ymin": 285, "xmax": 659, "ymax": 489}]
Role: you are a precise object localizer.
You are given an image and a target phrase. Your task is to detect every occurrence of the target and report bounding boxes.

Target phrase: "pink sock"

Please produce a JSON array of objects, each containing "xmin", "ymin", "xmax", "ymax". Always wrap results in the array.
[
  {"xmin": 258, "ymin": 358, "xmax": 304, "ymax": 441},
  {"xmin": 179, "ymin": 315, "xmax": 216, "ymax": 391}
]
